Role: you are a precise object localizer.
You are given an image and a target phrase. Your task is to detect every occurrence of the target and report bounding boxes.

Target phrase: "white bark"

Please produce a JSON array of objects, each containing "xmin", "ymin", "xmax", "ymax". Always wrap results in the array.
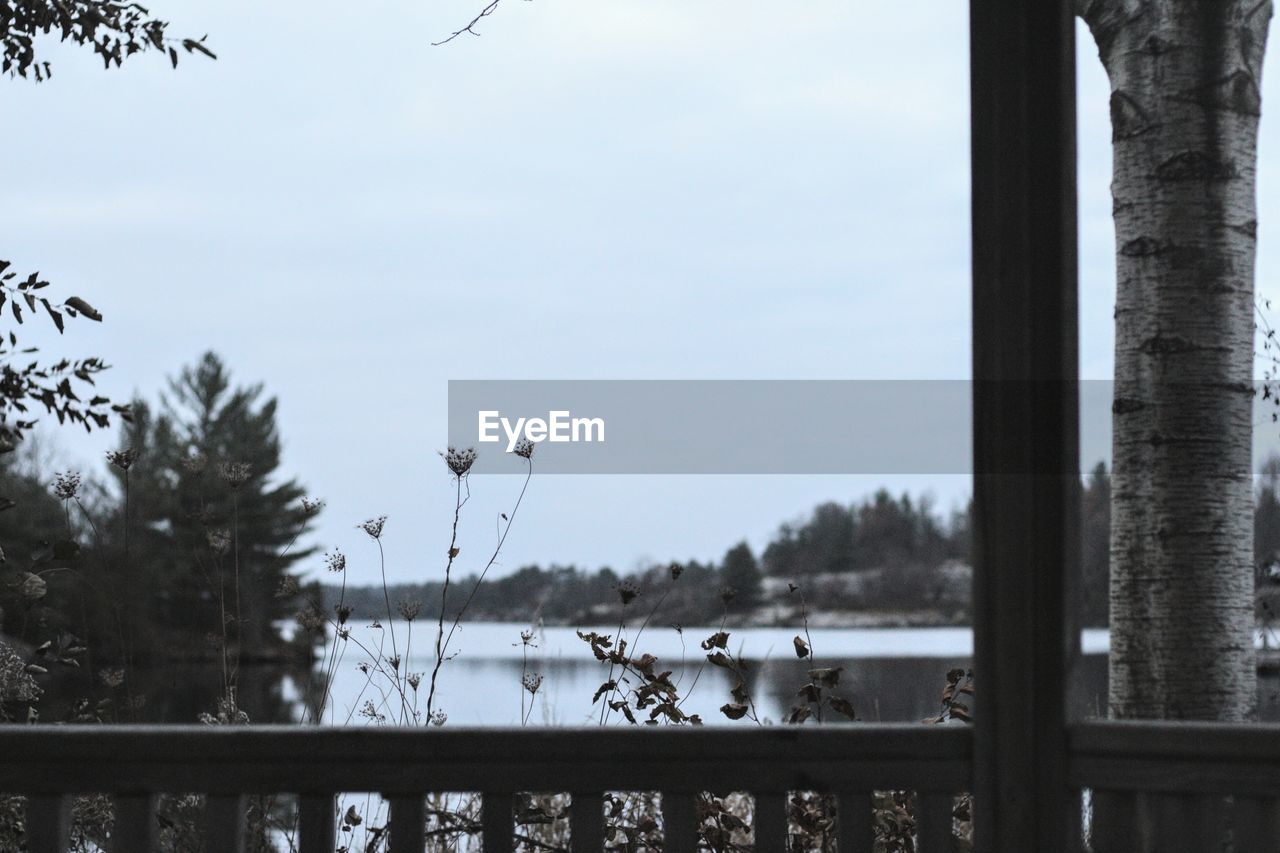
[{"xmin": 1081, "ymin": 0, "xmax": 1271, "ymax": 721}]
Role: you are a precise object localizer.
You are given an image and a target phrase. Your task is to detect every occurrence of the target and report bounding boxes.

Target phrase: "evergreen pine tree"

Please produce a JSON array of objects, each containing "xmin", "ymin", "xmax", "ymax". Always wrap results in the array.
[
  {"xmin": 110, "ymin": 352, "xmax": 318, "ymax": 666},
  {"xmin": 720, "ymin": 541, "xmax": 763, "ymax": 613}
]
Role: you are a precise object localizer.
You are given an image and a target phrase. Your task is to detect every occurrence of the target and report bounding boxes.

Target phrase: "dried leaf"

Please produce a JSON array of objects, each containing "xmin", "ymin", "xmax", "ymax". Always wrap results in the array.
[{"xmin": 829, "ymin": 696, "xmax": 858, "ymax": 720}]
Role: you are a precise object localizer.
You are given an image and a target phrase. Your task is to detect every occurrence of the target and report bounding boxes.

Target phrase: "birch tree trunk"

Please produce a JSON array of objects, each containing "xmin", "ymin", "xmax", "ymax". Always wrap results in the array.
[{"xmin": 1081, "ymin": 0, "xmax": 1270, "ymax": 722}]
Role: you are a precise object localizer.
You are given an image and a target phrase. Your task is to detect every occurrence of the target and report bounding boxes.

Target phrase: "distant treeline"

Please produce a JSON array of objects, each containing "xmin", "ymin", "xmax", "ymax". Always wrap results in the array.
[
  {"xmin": 325, "ymin": 461, "xmax": 1280, "ymax": 631},
  {"xmin": 327, "ymin": 489, "xmax": 982, "ymax": 628}
]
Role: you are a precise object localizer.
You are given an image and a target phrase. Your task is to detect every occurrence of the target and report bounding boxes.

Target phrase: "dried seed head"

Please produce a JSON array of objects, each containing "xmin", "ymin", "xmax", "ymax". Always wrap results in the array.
[
  {"xmin": 617, "ymin": 581, "xmax": 640, "ymax": 606},
  {"xmin": 325, "ymin": 548, "xmax": 347, "ymax": 573},
  {"xmin": 358, "ymin": 516, "xmax": 387, "ymax": 540},
  {"xmin": 275, "ymin": 576, "xmax": 300, "ymax": 599},
  {"xmin": 522, "ymin": 673, "xmax": 543, "ymax": 695},
  {"xmin": 97, "ymin": 668, "xmax": 125, "ymax": 689},
  {"xmin": 335, "ymin": 604, "xmax": 352, "ymax": 626},
  {"xmin": 301, "ymin": 497, "xmax": 325, "ymax": 516},
  {"xmin": 512, "ymin": 438, "xmax": 535, "ymax": 459},
  {"xmin": 206, "ymin": 529, "xmax": 231, "ymax": 555},
  {"xmin": 218, "ymin": 461, "xmax": 252, "ymax": 487},
  {"xmin": 397, "ymin": 598, "xmax": 423, "ymax": 622},
  {"xmin": 441, "ymin": 446, "xmax": 477, "ymax": 477},
  {"xmin": 0, "ymin": 640, "xmax": 42, "ymax": 707},
  {"xmin": 429, "ymin": 710, "xmax": 448, "ymax": 726},
  {"xmin": 106, "ymin": 448, "xmax": 139, "ymax": 472},
  {"xmin": 407, "ymin": 673, "xmax": 422, "ymax": 690},
  {"xmin": 297, "ymin": 607, "xmax": 326, "ymax": 633},
  {"xmin": 52, "ymin": 471, "xmax": 81, "ymax": 500},
  {"xmin": 519, "ymin": 628, "xmax": 535, "ymax": 646}
]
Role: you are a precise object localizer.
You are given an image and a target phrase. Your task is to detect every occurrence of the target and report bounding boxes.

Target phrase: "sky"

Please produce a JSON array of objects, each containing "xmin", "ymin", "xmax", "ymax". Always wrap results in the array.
[{"xmin": 4, "ymin": 1, "xmax": 1280, "ymax": 584}]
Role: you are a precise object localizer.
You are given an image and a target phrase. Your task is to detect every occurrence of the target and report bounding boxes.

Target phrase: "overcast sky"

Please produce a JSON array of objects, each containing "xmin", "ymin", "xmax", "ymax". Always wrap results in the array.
[{"xmin": 5, "ymin": 1, "xmax": 1280, "ymax": 584}]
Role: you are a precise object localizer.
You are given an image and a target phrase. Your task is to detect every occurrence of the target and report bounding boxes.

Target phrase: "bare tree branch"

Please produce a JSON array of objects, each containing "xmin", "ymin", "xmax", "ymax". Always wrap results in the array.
[{"xmin": 433, "ymin": 0, "xmax": 507, "ymax": 46}]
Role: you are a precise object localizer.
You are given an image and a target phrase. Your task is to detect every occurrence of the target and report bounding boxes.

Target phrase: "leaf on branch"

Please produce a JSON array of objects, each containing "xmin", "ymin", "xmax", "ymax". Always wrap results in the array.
[
  {"xmin": 807, "ymin": 666, "xmax": 843, "ymax": 687},
  {"xmin": 706, "ymin": 651, "xmax": 733, "ymax": 669},
  {"xmin": 41, "ymin": 301, "xmax": 64, "ymax": 333},
  {"xmin": 182, "ymin": 38, "xmax": 217, "ymax": 60},
  {"xmin": 829, "ymin": 696, "xmax": 858, "ymax": 721},
  {"xmin": 63, "ymin": 297, "xmax": 101, "ymax": 321},
  {"xmin": 592, "ymin": 680, "xmax": 617, "ymax": 704},
  {"xmin": 700, "ymin": 631, "xmax": 729, "ymax": 651}
]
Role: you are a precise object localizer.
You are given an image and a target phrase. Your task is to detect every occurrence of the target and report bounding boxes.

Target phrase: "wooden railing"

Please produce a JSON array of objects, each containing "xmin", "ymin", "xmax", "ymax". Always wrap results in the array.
[
  {"xmin": 0, "ymin": 725, "xmax": 972, "ymax": 853},
  {"xmin": 1069, "ymin": 721, "xmax": 1280, "ymax": 853},
  {"xmin": 9, "ymin": 720, "xmax": 1280, "ymax": 852}
]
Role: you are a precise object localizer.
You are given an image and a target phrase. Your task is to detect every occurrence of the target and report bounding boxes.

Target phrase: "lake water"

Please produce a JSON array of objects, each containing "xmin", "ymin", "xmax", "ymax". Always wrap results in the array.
[
  {"xmin": 296, "ymin": 622, "xmax": 1115, "ymax": 726},
  {"xmin": 49, "ymin": 622, "xmax": 1280, "ymax": 725}
]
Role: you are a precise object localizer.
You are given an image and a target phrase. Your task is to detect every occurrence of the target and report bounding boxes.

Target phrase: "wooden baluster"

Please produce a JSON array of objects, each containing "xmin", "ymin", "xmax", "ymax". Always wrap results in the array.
[
  {"xmin": 1090, "ymin": 789, "xmax": 1139, "ymax": 853},
  {"xmin": 203, "ymin": 794, "xmax": 247, "ymax": 853},
  {"xmin": 297, "ymin": 793, "xmax": 337, "ymax": 853},
  {"xmin": 386, "ymin": 794, "xmax": 425, "ymax": 853},
  {"xmin": 1233, "ymin": 796, "xmax": 1280, "ymax": 853},
  {"xmin": 571, "ymin": 792, "xmax": 603, "ymax": 853},
  {"xmin": 663, "ymin": 792, "xmax": 698, "ymax": 853},
  {"xmin": 24, "ymin": 794, "xmax": 71, "ymax": 853},
  {"xmin": 1145, "ymin": 793, "xmax": 1221, "ymax": 853},
  {"xmin": 483, "ymin": 792, "xmax": 514, "ymax": 853},
  {"xmin": 110, "ymin": 793, "xmax": 159, "ymax": 852},
  {"xmin": 914, "ymin": 793, "xmax": 953, "ymax": 853},
  {"xmin": 838, "ymin": 792, "xmax": 875, "ymax": 853},
  {"xmin": 753, "ymin": 791, "xmax": 788, "ymax": 853}
]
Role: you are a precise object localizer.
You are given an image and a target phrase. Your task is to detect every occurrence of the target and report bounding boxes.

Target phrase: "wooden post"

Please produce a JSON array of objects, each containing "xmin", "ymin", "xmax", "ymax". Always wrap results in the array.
[{"xmin": 969, "ymin": 0, "xmax": 1079, "ymax": 850}]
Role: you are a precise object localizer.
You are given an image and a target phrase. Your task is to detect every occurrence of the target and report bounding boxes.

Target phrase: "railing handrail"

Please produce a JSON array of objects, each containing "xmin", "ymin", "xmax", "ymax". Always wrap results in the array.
[
  {"xmin": 1068, "ymin": 719, "xmax": 1280, "ymax": 796},
  {"xmin": 0, "ymin": 724, "xmax": 973, "ymax": 795},
  {"xmin": 14, "ymin": 720, "xmax": 1280, "ymax": 851}
]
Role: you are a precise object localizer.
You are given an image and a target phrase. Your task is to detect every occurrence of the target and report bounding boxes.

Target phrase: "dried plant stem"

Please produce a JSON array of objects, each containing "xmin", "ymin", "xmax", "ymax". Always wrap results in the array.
[
  {"xmin": 231, "ymin": 489, "xmax": 242, "ymax": 682},
  {"xmin": 676, "ymin": 612, "xmax": 727, "ymax": 709},
  {"xmin": 520, "ymin": 641, "xmax": 529, "ymax": 726},
  {"xmin": 377, "ymin": 539, "xmax": 398, "ymax": 670},
  {"xmin": 798, "ymin": 585, "xmax": 820, "ymax": 722},
  {"xmin": 427, "ymin": 461, "xmax": 531, "ymax": 720},
  {"xmin": 427, "ymin": 475, "xmax": 466, "ymax": 719},
  {"xmin": 599, "ymin": 614, "xmax": 626, "ymax": 726},
  {"xmin": 72, "ymin": 496, "xmax": 131, "ymax": 718}
]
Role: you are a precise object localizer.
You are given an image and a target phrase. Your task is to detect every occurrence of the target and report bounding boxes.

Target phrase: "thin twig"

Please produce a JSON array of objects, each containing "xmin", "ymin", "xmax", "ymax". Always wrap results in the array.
[{"xmin": 433, "ymin": 0, "xmax": 504, "ymax": 46}]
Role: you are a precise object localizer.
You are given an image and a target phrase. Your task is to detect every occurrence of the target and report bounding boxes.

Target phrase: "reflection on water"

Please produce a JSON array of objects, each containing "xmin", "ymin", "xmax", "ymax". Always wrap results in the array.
[{"xmin": 31, "ymin": 622, "xmax": 1280, "ymax": 724}]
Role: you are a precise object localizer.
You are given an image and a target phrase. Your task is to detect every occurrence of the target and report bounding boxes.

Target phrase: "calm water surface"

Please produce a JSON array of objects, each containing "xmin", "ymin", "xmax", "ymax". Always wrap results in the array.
[
  {"xmin": 299, "ymin": 622, "xmax": 1114, "ymax": 726},
  {"xmin": 57, "ymin": 623, "xmax": 1280, "ymax": 725}
]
